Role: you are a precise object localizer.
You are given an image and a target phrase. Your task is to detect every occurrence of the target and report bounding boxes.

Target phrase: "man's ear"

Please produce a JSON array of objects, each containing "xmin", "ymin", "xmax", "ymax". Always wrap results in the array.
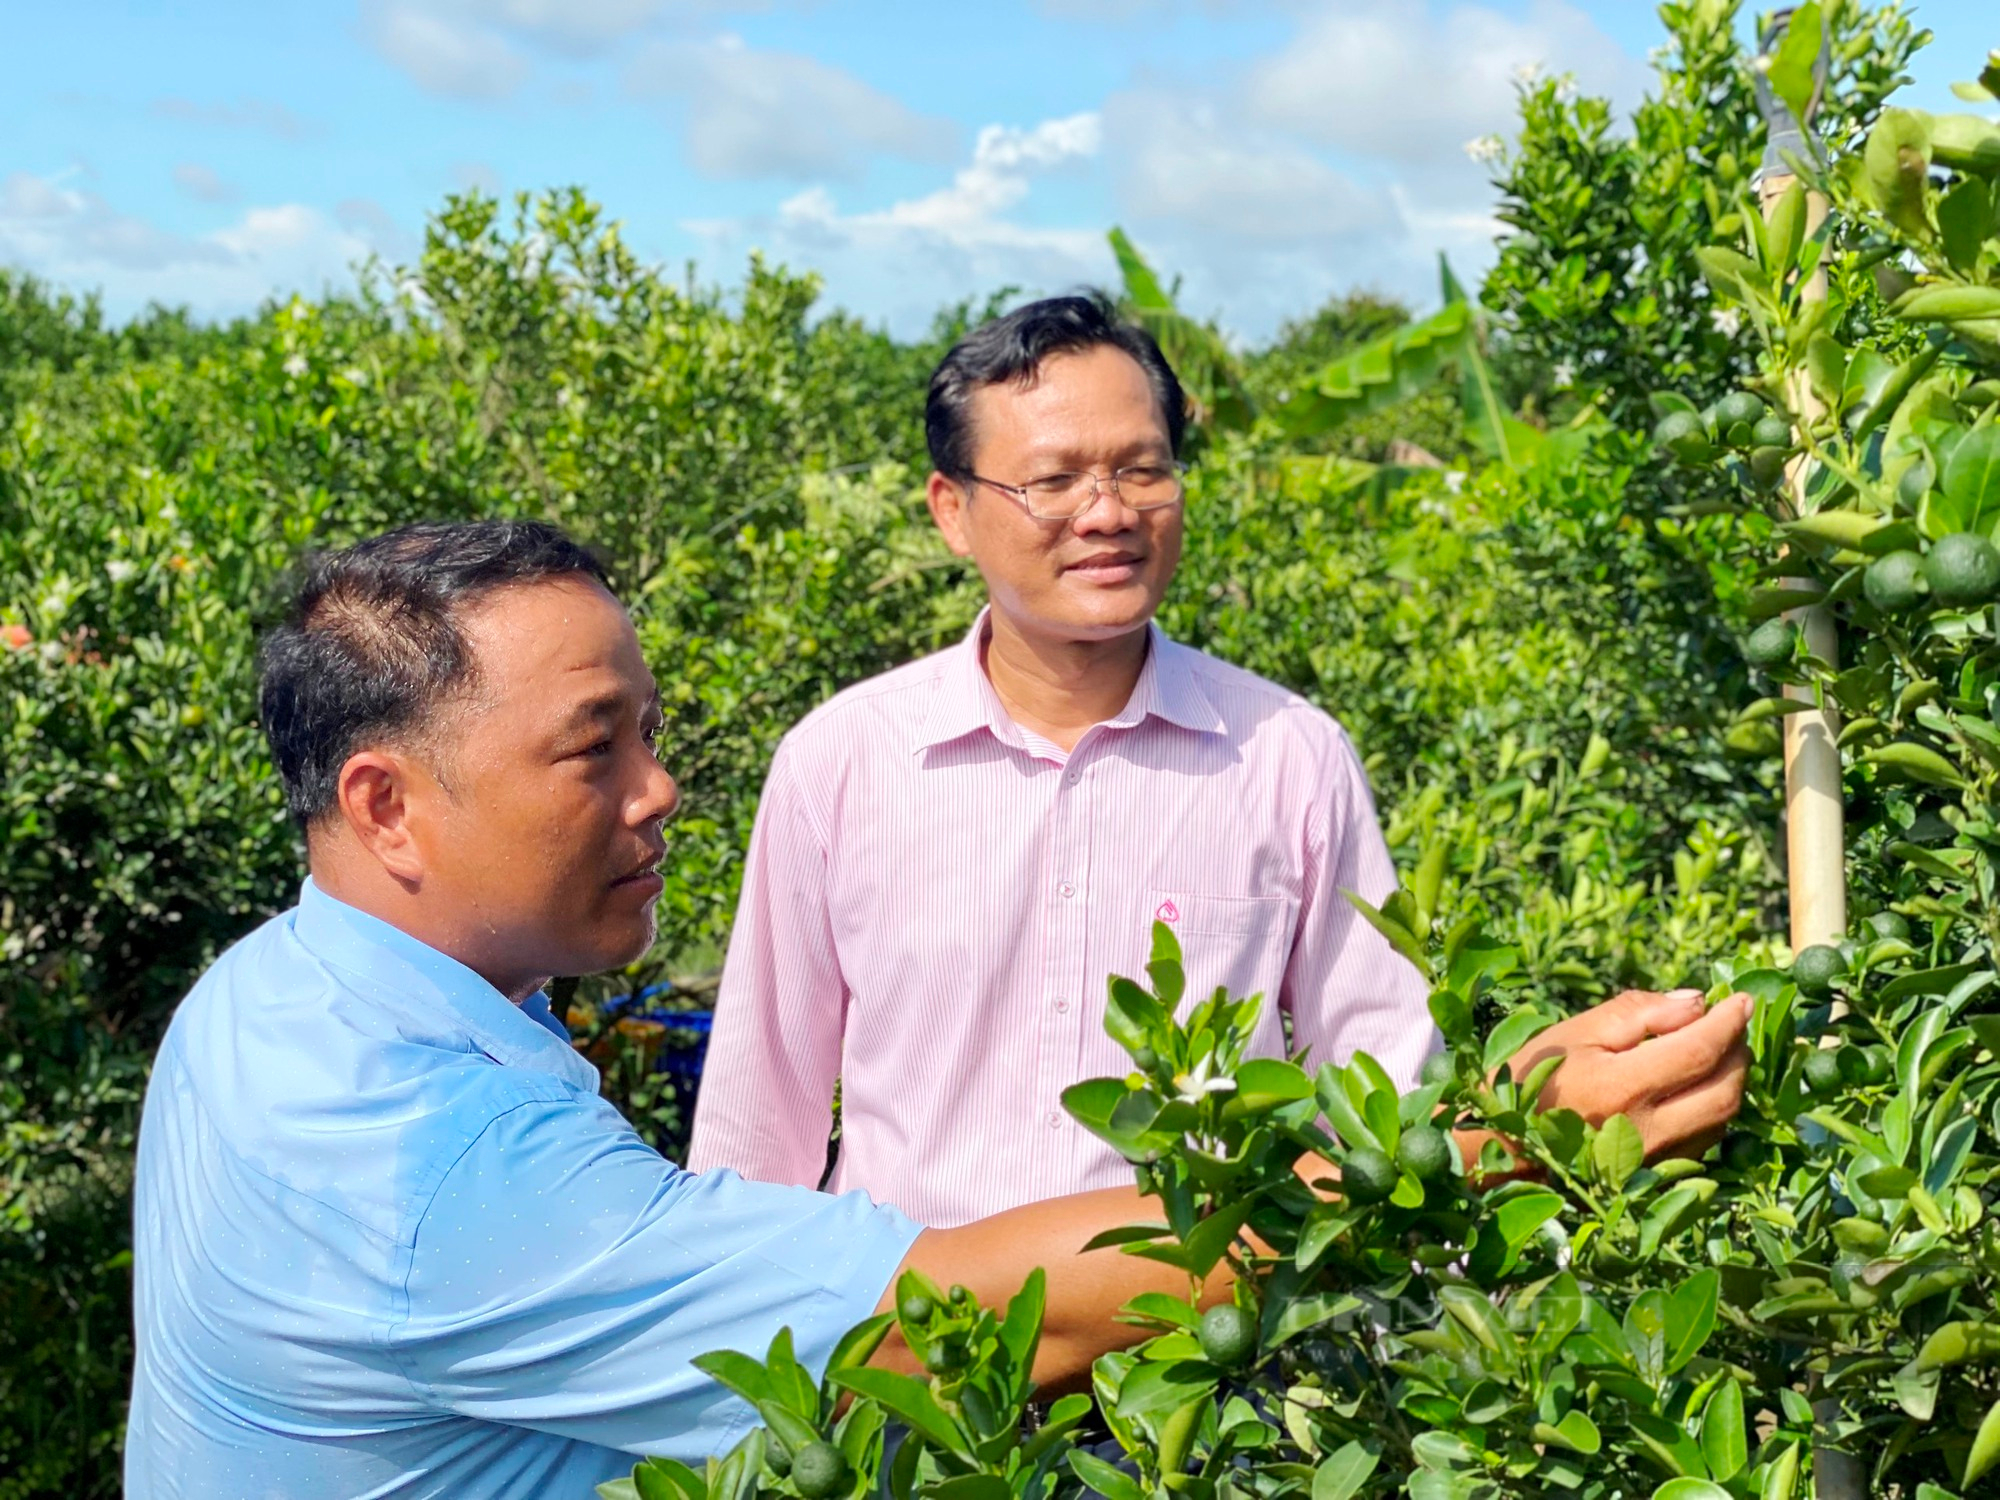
[
  {"xmin": 925, "ymin": 471, "xmax": 975, "ymax": 559},
  {"xmin": 334, "ymin": 749, "xmax": 430, "ymax": 885}
]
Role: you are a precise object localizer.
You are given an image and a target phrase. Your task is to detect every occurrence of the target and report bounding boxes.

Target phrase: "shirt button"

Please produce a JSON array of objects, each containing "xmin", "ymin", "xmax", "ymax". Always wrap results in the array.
[
  {"xmin": 1065, "ymin": 768, "xmax": 1081, "ymax": 785},
  {"xmin": 1046, "ymin": 1110, "xmax": 1064, "ymax": 1129},
  {"xmin": 1058, "ymin": 881, "xmax": 1075, "ymax": 899},
  {"xmin": 1053, "ymin": 996, "xmax": 1071, "ymax": 1013}
]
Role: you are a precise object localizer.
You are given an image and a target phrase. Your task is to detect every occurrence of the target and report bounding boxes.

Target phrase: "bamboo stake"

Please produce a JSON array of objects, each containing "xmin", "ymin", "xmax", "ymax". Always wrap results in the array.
[{"xmin": 1753, "ymin": 13, "xmax": 1856, "ymax": 1500}]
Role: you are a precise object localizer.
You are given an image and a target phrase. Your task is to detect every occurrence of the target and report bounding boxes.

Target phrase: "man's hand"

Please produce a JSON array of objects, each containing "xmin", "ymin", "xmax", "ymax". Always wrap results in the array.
[{"xmin": 1511, "ymin": 987, "xmax": 1754, "ymax": 1160}]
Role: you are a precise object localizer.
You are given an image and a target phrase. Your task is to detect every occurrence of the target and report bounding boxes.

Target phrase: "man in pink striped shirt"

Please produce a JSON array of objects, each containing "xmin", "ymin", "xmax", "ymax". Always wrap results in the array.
[{"xmin": 689, "ymin": 296, "xmax": 1749, "ymax": 1228}]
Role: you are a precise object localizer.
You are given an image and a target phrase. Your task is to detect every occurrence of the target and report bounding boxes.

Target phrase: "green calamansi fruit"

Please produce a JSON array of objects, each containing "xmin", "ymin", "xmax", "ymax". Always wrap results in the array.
[
  {"xmin": 1860, "ymin": 1047, "xmax": 1893, "ymax": 1086},
  {"xmin": 1863, "ymin": 550, "xmax": 1928, "ymax": 612},
  {"xmin": 898, "ymin": 1294, "xmax": 935, "ymax": 1325},
  {"xmin": 1791, "ymin": 944, "xmax": 1848, "ymax": 998},
  {"xmin": 1867, "ymin": 910, "xmax": 1913, "ymax": 943},
  {"xmin": 1418, "ymin": 1051, "xmax": 1454, "ymax": 1088},
  {"xmin": 1743, "ymin": 619, "xmax": 1798, "ymax": 669},
  {"xmin": 1654, "ymin": 410, "xmax": 1712, "ymax": 462},
  {"xmin": 791, "ymin": 1442, "xmax": 850, "ymax": 1500},
  {"xmin": 1340, "ymin": 1145, "xmax": 1399, "ymax": 1205},
  {"xmin": 922, "ymin": 1342, "xmax": 964, "ymax": 1375},
  {"xmin": 1714, "ymin": 391, "xmax": 1766, "ymax": 444},
  {"xmin": 1924, "ymin": 533, "xmax": 2000, "ymax": 607},
  {"xmin": 1752, "ymin": 415, "xmax": 1795, "ymax": 449},
  {"xmin": 1803, "ymin": 1047, "xmax": 1845, "ymax": 1096},
  {"xmin": 1197, "ymin": 1303, "xmax": 1258, "ymax": 1369},
  {"xmin": 1395, "ymin": 1124, "xmax": 1453, "ymax": 1183},
  {"xmin": 179, "ymin": 703, "xmax": 208, "ymax": 728},
  {"xmin": 1899, "ymin": 459, "xmax": 1934, "ymax": 510},
  {"xmin": 1748, "ymin": 446, "xmax": 1790, "ymax": 488},
  {"xmin": 1132, "ymin": 1045, "xmax": 1160, "ymax": 1072},
  {"xmin": 767, "ymin": 1444, "xmax": 794, "ymax": 1478},
  {"xmin": 948, "ymin": 1285, "xmax": 971, "ymax": 1308}
]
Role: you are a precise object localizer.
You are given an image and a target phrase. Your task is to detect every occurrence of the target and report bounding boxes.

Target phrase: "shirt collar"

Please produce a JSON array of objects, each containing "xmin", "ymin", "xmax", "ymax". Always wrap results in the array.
[
  {"xmin": 292, "ymin": 878, "xmax": 600, "ymax": 1094},
  {"xmin": 911, "ymin": 606, "xmax": 1224, "ymax": 754}
]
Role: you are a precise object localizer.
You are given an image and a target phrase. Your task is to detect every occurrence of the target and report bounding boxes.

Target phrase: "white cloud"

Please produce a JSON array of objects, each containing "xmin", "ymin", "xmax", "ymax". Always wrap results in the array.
[
  {"xmin": 1245, "ymin": 0, "xmax": 1639, "ymax": 176},
  {"xmin": 1105, "ymin": 91, "xmax": 1399, "ymax": 243},
  {"xmin": 0, "ymin": 172, "xmax": 378, "ymax": 319},
  {"xmin": 361, "ymin": 0, "xmax": 531, "ymax": 100},
  {"xmin": 172, "ymin": 163, "xmax": 235, "ymax": 204},
  {"xmin": 626, "ymin": 35, "xmax": 954, "ymax": 180},
  {"xmin": 688, "ymin": 113, "xmax": 1110, "ymax": 334}
]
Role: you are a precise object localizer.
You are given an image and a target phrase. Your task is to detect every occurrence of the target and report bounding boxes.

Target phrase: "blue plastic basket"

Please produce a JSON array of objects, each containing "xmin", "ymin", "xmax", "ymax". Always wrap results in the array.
[{"xmin": 597, "ymin": 983, "xmax": 715, "ymax": 1088}]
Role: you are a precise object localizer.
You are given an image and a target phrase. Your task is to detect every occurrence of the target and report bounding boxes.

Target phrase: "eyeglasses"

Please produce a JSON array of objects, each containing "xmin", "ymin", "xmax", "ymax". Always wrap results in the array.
[{"xmin": 965, "ymin": 461, "xmax": 1187, "ymax": 521}]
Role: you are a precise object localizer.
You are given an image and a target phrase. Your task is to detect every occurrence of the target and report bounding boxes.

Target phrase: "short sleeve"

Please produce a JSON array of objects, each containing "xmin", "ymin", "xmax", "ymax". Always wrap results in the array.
[{"xmin": 395, "ymin": 1091, "xmax": 921, "ymax": 1459}]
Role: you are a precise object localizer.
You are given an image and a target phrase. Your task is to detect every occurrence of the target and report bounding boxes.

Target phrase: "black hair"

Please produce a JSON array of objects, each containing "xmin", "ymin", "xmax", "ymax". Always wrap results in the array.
[
  {"xmin": 257, "ymin": 518, "xmax": 611, "ymax": 828},
  {"xmin": 924, "ymin": 292, "xmax": 1187, "ymax": 481}
]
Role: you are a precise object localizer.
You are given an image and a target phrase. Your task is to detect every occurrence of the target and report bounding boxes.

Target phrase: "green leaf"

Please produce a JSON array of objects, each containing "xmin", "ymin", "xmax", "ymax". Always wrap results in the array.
[
  {"xmin": 1965, "ymin": 1394, "xmax": 2000, "ymax": 1486},
  {"xmin": 1767, "ymin": 178, "xmax": 1807, "ymax": 280},
  {"xmin": 1768, "ymin": 3, "xmax": 1823, "ymax": 130},
  {"xmin": 689, "ymin": 1349, "xmax": 775, "ymax": 1408},
  {"xmin": 1695, "ymin": 246, "xmax": 1768, "ymax": 307},
  {"xmin": 1341, "ymin": 888, "xmax": 1431, "ymax": 972},
  {"xmin": 997, "ymin": 1267, "xmax": 1045, "ymax": 1381},
  {"xmin": 1068, "ymin": 1451, "xmax": 1145, "ymax": 1500},
  {"xmin": 1106, "ymin": 976, "xmax": 1167, "ymax": 1054},
  {"xmin": 1939, "ymin": 426, "xmax": 2000, "ymax": 538},
  {"xmin": 1654, "ymin": 1482, "xmax": 1734, "ymax": 1500},
  {"xmin": 825, "ymin": 1312, "xmax": 895, "ymax": 1383},
  {"xmin": 1938, "ymin": 179, "xmax": 1992, "ymax": 275},
  {"xmin": 1114, "ymin": 1359, "xmax": 1218, "ymax": 1420},
  {"xmin": 1483, "ymin": 1004, "xmax": 1557, "ymax": 1077},
  {"xmin": 1312, "ymin": 1441, "xmax": 1381, "ymax": 1500},
  {"xmin": 1230, "ymin": 1057, "xmax": 1314, "ymax": 1110},
  {"xmin": 1439, "ymin": 1284, "xmax": 1519, "ymax": 1369},
  {"xmin": 1120, "ymin": 1292, "xmax": 1200, "ymax": 1329},
  {"xmin": 829, "ymin": 1368, "xmax": 962, "ymax": 1450},
  {"xmin": 1537, "ymin": 1410, "xmax": 1602, "ymax": 1456},
  {"xmin": 1911, "ymin": 1320, "xmax": 2000, "ymax": 1373},
  {"xmin": 1700, "ymin": 1381, "xmax": 1747, "ymax": 1481},
  {"xmin": 1865, "ymin": 107, "xmax": 1933, "ymax": 239},
  {"xmin": 1593, "ymin": 1113, "xmax": 1644, "ymax": 1191},
  {"xmin": 1667, "ymin": 1270, "xmax": 1720, "ymax": 1373},
  {"xmin": 598, "ymin": 1480, "xmax": 641, "ymax": 1500},
  {"xmin": 1862, "ymin": 741, "xmax": 1967, "ymax": 788}
]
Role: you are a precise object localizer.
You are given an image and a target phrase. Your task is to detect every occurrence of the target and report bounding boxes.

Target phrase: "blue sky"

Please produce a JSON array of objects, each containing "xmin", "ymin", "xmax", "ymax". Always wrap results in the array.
[{"xmin": 4, "ymin": 1, "xmax": 1993, "ymax": 342}]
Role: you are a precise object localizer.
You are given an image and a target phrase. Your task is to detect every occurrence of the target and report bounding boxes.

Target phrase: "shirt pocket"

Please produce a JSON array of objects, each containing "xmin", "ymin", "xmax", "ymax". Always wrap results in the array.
[{"xmin": 1146, "ymin": 889, "xmax": 1297, "ymax": 1024}]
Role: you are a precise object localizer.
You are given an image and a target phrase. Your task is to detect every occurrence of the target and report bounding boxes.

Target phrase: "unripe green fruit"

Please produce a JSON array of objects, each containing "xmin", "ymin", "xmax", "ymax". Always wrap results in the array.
[
  {"xmin": 1791, "ymin": 944, "xmax": 1847, "ymax": 998},
  {"xmin": 1340, "ymin": 1145, "xmax": 1398, "ymax": 1205},
  {"xmin": 1751, "ymin": 415, "xmax": 1795, "ymax": 449},
  {"xmin": 1743, "ymin": 619, "xmax": 1798, "ymax": 669},
  {"xmin": 1395, "ymin": 1124, "xmax": 1452, "ymax": 1183},
  {"xmin": 1924, "ymin": 533, "xmax": 2000, "ymax": 608},
  {"xmin": 1197, "ymin": 1304, "xmax": 1258, "ymax": 1368},
  {"xmin": 1748, "ymin": 446, "xmax": 1790, "ymax": 488},
  {"xmin": 1863, "ymin": 550, "xmax": 1927, "ymax": 612},
  {"xmin": 1866, "ymin": 910, "xmax": 1911, "ymax": 944},
  {"xmin": 791, "ymin": 1442, "xmax": 850, "ymax": 1500},
  {"xmin": 767, "ymin": 1444, "xmax": 794, "ymax": 1478},
  {"xmin": 1132, "ymin": 1045, "xmax": 1159, "ymax": 1072},
  {"xmin": 923, "ymin": 1342, "xmax": 963, "ymax": 1375},
  {"xmin": 1899, "ymin": 459, "xmax": 1934, "ymax": 510},
  {"xmin": 1715, "ymin": 391, "xmax": 1766, "ymax": 435},
  {"xmin": 1803, "ymin": 1047, "xmax": 1844, "ymax": 1096},
  {"xmin": 1418, "ymin": 1051, "xmax": 1454, "ymax": 1088},
  {"xmin": 948, "ymin": 1284, "xmax": 971, "ymax": 1308},
  {"xmin": 898, "ymin": 1294, "xmax": 934, "ymax": 1325},
  {"xmin": 1654, "ymin": 410, "xmax": 1711, "ymax": 463}
]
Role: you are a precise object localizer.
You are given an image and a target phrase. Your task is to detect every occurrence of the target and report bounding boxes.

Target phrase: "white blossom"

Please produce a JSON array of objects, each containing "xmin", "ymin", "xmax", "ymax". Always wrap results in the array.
[
  {"xmin": 341, "ymin": 367, "xmax": 368, "ymax": 387},
  {"xmin": 283, "ymin": 353, "xmax": 308, "ymax": 378},
  {"xmin": 1552, "ymin": 359, "xmax": 1577, "ymax": 388},
  {"xmin": 1710, "ymin": 306, "xmax": 1745, "ymax": 337},
  {"xmin": 105, "ymin": 559, "xmax": 136, "ymax": 584},
  {"xmin": 1555, "ymin": 78, "xmax": 1578, "ymax": 102},
  {"xmin": 1443, "ymin": 470, "xmax": 1468, "ymax": 494},
  {"xmin": 1513, "ymin": 60, "xmax": 1541, "ymax": 84},
  {"xmin": 1463, "ymin": 135, "xmax": 1505, "ymax": 166},
  {"xmin": 1170, "ymin": 1053, "xmax": 1237, "ymax": 1107}
]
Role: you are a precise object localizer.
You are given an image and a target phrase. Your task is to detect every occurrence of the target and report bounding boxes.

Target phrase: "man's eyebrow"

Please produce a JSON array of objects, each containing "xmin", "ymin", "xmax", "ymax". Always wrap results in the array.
[{"xmin": 554, "ymin": 691, "xmax": 649, "ymax": 735}]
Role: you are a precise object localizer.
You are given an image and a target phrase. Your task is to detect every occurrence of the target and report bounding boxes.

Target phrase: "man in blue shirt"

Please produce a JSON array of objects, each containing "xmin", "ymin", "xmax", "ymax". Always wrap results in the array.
[{"xmin": 125, "ymin": 519, "xmax": 1752, "ymax": 1497}]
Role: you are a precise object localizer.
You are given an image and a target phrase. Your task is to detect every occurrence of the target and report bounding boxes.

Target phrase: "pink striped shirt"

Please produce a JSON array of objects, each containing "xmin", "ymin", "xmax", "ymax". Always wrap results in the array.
[{"xmin": 686, "ymin": 612, "xmax": 1436, "ymax": 1227}]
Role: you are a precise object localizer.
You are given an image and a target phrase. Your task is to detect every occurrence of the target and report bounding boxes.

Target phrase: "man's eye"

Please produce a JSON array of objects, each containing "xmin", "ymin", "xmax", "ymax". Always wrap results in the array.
[
  {"xmin": 1026, "ymin": 472, "xmax": 1086, "ymax": 496},
  {"xmin": 583, "ymin": 738, "xmax": 614, "ymax": 757}
]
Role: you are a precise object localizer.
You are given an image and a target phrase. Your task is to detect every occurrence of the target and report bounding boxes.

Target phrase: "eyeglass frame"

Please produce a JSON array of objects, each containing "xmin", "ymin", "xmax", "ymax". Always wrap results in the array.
[{"xmin": 960, "ymin": 460, "xmax": 1189, "ymax": 522}]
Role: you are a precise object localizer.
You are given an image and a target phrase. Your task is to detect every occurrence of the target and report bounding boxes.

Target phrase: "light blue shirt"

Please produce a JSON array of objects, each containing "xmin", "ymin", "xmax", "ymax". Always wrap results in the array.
[{"xmin": 126, "ymin": 880, "xmax": 921, "ymax": 1499}]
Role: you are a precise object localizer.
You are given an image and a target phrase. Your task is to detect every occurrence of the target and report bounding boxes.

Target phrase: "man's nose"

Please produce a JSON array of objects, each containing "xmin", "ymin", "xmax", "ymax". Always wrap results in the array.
[
  {"xmin": 637, "ymin": 760, "xmax": 681, "ymax": 824},
  {"xmin": 1070, "ymin": 475, "xmax": 1138, "ymax": 534}
]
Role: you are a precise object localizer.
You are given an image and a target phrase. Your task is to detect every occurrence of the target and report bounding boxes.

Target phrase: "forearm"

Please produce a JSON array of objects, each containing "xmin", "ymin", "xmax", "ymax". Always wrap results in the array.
[{"xmin": 880, "ymin": 1187, "xmax": 1232, "ymax": 1390}]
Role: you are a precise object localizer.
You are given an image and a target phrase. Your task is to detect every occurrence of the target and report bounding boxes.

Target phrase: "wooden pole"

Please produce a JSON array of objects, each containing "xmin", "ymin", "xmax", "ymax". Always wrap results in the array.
[{"xmin": 1753, "ymin": 14, "xmax": 1855, "ymax": 1499}]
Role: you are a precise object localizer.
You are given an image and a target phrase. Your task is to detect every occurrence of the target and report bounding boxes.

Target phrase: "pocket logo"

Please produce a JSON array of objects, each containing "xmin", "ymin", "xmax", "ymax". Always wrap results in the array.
[{"xmin": 1155, "ymin": 899, "xmax": 1180, "ymax": 923}]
